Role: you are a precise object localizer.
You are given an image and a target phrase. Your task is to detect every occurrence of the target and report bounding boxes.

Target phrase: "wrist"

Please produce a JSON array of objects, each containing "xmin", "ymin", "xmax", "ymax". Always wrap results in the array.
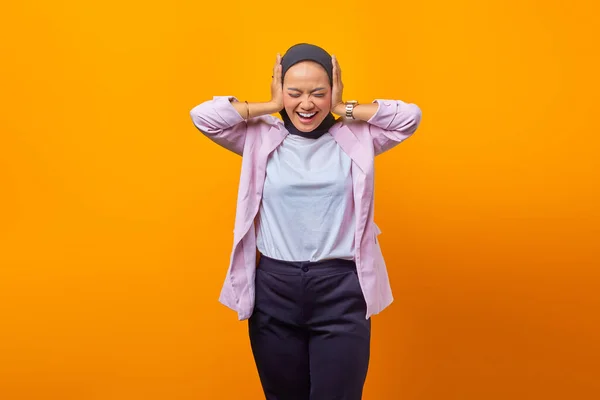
[
  {"xmin": 267, "ymin": 101, "xmax": 283, "ymax": 114},
  {"xmin": 332, "ymin": 102, "xmax": 346, "ymax": 116}
]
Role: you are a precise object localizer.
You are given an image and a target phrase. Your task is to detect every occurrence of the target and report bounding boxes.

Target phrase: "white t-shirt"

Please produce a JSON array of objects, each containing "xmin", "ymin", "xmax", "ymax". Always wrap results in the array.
[{"xmin": 256, "ymin": 132, "xmax": 355, "ymax": 262}]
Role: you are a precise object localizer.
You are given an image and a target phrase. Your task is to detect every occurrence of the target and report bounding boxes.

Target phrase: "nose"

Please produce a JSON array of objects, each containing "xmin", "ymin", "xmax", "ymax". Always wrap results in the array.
[{"xmin": 300, "ymin": 96, "xmax": 314, "ymax": 110}]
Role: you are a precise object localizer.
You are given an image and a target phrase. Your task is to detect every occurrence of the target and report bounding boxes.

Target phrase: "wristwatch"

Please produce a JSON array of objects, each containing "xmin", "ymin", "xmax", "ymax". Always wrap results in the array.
[{"xmin": 345, "ymin": 100, "xmax": 358, "ymax": 119}]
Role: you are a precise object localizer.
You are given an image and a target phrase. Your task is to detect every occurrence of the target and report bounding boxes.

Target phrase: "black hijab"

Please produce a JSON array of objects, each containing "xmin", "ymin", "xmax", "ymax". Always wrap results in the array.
[{"xmin": 279, "ymin": 43, "xmax": 338, "ymax": 139}]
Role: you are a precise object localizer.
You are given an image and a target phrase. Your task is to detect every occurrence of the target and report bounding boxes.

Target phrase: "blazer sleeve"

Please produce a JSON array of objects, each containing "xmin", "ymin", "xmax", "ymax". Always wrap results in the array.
[
  {"xmin": 189, "ymin": 96, "xmax": 278, "ymax": 156},
  {"xmin": 366, "ymin": 99, "xmax": 422, "ymax": 156}
]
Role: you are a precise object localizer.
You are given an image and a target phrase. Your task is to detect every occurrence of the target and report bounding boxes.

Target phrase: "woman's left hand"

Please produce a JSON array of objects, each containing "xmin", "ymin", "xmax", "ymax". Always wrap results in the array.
[{"xmin": 331, "ymin": 55, "xmax": 345, "ymax": 115}]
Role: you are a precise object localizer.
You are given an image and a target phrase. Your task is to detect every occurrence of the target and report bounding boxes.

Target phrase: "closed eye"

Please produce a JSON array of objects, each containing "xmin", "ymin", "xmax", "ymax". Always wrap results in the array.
[
  {"xmin": 288, "ymin": 93, "xmax": 325, "ymax": 98},
  {"xmin": 288, "ymin": 87, "xmax": 327, "ymax": 96}
]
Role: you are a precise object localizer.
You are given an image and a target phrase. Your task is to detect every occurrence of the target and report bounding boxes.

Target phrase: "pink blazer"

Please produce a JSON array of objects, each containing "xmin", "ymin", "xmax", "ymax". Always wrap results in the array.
[{"xmin": 190, "ymin": 96, "xmax": 422, "ymax": 320}]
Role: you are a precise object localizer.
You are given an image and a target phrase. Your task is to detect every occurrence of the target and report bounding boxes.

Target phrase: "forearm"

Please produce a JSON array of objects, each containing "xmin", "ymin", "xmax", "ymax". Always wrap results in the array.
[
  {"xmin": 230, "ymin": 99, "xmax": 281, "ymax": 119},
  {"xmin": 332, "ymin": 102, "xmax": 380, "ymax": 122}
]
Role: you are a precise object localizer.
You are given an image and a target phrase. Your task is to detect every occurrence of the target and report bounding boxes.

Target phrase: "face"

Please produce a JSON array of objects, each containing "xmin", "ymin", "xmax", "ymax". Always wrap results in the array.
[{"xmin": 282, "ymin": 61, "xmax": 331, "ymax": 132}]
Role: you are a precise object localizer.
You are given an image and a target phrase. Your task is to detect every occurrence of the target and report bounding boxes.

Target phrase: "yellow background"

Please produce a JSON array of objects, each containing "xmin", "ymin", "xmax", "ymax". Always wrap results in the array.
[{"xmin": 2, "ymin": 0, "xmax": 599, "ymax": 399}]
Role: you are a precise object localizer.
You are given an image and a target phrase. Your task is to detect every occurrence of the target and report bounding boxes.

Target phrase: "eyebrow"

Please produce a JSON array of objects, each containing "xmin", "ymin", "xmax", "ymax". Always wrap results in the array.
[{"xmin": 287, "ymin": 87, "xmax": 327, "ymax": 93}]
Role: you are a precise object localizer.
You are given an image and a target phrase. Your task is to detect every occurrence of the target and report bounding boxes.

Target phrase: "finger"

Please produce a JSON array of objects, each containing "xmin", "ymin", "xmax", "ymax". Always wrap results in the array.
[
  {"xmin": 332, "ymin": 59, "xmax": 338, "ymax": 85},
  {"xmin": 273, "ymin": 54, "xmax": 281, "ymax": 81},
  {"xmin": 273, "ymin": 53, "xmax": 280, "ymax": 75},
  {"xmin": 274, "ymin": 64, "xmax": 282, "ymax": 86}
]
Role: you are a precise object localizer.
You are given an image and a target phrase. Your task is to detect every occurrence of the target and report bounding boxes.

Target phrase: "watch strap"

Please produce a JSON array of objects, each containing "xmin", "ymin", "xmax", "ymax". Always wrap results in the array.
[{"xmin": 345, "ymin": 101, "xmax": 358, "ymax": 119}]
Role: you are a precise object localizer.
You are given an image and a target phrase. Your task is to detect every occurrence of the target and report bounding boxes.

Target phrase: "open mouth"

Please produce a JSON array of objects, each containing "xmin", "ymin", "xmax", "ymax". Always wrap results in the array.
[{"xmin": 296, "ymin": 111, "xmax": 318, "ymax": 123}]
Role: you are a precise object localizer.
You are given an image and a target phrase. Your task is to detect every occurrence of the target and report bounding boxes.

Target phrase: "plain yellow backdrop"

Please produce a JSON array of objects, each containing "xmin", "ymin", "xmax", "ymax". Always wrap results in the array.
[{"xmin": 1, "ymin": 0, "xmax": 599, "ymax": 399}]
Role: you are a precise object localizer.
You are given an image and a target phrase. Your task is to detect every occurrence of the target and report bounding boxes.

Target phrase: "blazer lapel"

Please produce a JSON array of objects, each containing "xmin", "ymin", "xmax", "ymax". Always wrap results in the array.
[
  {"xmin": 233, "ymin": 125, "xmax": 287, "ymax": 245},
  {"xmin": 329, "ymin": 123, "xmax": 374, "ymax": 257},
  {"xmin": 260, "ymin": 124, "xmax": 288, "ymax": 156},
  {"xmin": 329, "ymin": 123, "xmax": 371, "ymax": 174}
]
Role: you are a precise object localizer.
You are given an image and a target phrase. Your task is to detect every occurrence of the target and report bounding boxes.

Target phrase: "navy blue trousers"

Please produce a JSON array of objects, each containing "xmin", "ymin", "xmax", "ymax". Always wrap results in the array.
[{"xmin": 248, "ymin": 254, "xmax": 371, "ymax": 400}]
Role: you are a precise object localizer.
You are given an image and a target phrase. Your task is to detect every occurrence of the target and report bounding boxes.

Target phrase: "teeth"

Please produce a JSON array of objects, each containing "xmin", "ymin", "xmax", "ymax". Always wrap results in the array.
[{"xmin": 298, "ymin": 112, "xmax": 316, "ymax": 118}]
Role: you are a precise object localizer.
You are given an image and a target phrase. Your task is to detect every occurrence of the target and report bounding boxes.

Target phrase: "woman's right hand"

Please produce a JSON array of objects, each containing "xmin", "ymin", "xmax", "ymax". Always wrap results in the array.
[{"xmin": 270, "ymin": 54, "xmax": 283, "ymax": 112}]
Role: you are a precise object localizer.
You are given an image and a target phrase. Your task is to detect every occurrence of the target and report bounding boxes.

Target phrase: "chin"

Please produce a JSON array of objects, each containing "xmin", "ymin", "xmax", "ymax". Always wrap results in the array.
[{"xmin": 294, "ymin": 124, "xmax": 316, "ymax": 132}]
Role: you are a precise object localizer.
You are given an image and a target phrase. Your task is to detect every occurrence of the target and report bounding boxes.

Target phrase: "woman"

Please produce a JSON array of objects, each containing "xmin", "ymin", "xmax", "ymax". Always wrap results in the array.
[{"xmin": 190, "ymin": 43, "xmax": 422, "ymax": 400}]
